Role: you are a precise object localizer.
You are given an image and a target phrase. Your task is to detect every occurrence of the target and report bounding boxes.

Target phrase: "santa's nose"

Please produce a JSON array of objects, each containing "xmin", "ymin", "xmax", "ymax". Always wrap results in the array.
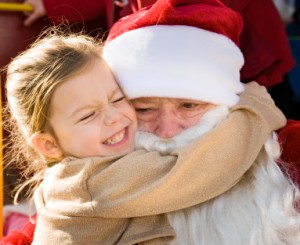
[{"xmin": 155, "ymin": 110, "xmax": 183, "ymax": 138}]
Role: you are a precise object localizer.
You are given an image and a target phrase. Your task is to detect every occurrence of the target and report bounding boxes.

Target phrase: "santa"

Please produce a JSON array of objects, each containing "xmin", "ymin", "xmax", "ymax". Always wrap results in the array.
[{"xmin": 103, "ymin": 0, "xmax": 300, "ymax": 243}]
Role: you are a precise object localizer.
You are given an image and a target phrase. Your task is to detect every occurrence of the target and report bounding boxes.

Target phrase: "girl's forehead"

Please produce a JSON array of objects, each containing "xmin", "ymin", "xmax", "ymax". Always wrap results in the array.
[{"xmin": 48, "ymin": 61, "xmax": 121, "ymax": 116}]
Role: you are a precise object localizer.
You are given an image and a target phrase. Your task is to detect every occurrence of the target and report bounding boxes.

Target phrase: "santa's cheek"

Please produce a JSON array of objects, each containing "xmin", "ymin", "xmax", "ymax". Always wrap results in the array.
[
  {"xmin": 185, "ymin": 109, "xmax": 213, "ymax": 126},
  {"xmin": 181, "ymin": 117, "xmax": 199, "ymax": 128},
  {"xmin": 137, "ymin": 122, "xmax": 155, "ymax": 133}
]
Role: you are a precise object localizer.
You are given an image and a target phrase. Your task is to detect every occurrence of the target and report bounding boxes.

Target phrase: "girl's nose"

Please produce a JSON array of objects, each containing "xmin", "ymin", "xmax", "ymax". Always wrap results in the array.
[{"xmin": 104, "ymin": 107, "xmax": 121, "ymax": 126}]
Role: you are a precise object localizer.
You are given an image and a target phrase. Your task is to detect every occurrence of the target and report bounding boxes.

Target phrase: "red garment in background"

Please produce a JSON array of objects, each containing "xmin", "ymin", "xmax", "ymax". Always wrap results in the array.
[
  {"xmin": 0, "ymin": 0, "xmax": 111, "ymax": 71},
  {"xmin": 222, "ymin": 0, "xmax": 295, "ymax": 87},
  {"xmin": 120, "ymin": 0, "xmax": 295, "ymax": 88},
  {"xmin": 0, "ymin": 0, "xmax": 50, "ymax": 70},
  {"xmin": 43, "ymin": 0, "xmax": 106, "ymax": 23},
  {"xmin": 0, "ymin": 215, "xmax": 36, "ymax": 245},
  {"xmin": 42, "ymin": 0, "xmax": 113, "ymax": 31}
]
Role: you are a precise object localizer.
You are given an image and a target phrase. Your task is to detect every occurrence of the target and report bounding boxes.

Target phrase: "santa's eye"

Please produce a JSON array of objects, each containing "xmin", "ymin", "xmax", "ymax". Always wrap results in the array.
[
  {"xmin": 135, "ymin": 107, "xmax": 154, "ymax": 113},
  {"xmin": 181, "ymin": 103, "xmax": 199, "ymax": 109}
]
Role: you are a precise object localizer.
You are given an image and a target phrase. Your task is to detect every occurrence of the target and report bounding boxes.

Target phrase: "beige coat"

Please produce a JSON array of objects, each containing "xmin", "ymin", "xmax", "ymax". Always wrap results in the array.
[{"xmin": 32, "ymin": 85, "xmax": 286, "ymax": 245}]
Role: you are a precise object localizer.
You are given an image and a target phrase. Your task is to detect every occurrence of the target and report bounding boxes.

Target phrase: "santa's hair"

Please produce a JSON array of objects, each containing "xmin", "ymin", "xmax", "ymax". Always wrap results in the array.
[{"xmin": 136, "ymin": 106, "xmax": 300, "ymax": 244}]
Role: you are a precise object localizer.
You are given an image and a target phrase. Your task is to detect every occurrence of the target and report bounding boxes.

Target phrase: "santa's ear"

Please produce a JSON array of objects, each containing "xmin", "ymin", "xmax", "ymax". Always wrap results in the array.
[{"xmin": 30, "ymin": 133, "xmax": 63, "ymax": 159}]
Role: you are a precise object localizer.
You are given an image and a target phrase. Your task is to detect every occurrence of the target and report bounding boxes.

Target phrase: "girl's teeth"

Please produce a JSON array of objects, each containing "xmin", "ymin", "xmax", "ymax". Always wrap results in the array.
[{"xmin": 104, "ymin": 130, "xmax": 125, "ymax": 145}]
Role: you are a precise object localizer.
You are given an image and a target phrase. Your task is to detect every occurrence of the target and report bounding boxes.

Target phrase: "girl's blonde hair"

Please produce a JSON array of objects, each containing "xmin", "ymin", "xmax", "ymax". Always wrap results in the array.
[{"xmin": 3, "ymin": 27, "xmax": 104, "ymax": 202}]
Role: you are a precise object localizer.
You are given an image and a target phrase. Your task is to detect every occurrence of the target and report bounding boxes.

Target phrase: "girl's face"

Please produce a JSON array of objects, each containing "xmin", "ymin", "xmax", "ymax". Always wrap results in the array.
[{"xmin": 48, "ymin": 59, "xmax": 137, "ymax": 158}]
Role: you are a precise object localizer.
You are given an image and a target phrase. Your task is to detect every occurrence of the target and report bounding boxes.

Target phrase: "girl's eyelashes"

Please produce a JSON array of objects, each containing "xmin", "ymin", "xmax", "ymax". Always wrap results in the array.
[
  {"xmin": 76, "ymin": 96, "xmax": 126, "ymax": 123},
  {"xmin": 78, "ymin": 112, "xmax": 95, "ymax": 122},
  {"xmin": 113, "ymin": 96, "xmax": 126, "ymax": 103}
]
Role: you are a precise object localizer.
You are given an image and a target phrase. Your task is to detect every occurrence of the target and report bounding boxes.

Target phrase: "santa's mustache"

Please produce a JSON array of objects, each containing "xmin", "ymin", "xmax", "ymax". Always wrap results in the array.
[{"xmin": 135, "ymin": 105, "xmax": 229, "ymax": 154}]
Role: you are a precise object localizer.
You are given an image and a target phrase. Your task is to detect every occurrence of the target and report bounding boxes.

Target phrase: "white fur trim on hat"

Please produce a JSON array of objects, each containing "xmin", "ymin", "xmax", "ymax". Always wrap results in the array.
[{"xmin": 103, "ymin": 25, "xmax": 245, "ymax": 106}]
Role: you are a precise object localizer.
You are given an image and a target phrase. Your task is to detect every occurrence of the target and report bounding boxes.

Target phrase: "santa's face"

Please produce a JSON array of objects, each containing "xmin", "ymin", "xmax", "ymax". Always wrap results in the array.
[
  {"xmin": 131, "ymin": 97, "xmax": 216, "ymax": 139},
  {"xmin": 134, "ymin": 104, "xmax": 229, "ymax": 154}
]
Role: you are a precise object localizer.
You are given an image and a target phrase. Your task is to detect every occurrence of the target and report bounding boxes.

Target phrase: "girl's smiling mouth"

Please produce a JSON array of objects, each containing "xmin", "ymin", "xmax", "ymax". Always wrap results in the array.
[{"xmin": 104, "ymin": 128, "xmax": 127, "ymax": 145}]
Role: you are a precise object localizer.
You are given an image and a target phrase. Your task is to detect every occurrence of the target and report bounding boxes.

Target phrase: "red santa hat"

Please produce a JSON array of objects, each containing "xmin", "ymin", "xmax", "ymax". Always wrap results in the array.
[{"xmin": 103, "ymin": 0, "xmax": 245, "ymax": 106}]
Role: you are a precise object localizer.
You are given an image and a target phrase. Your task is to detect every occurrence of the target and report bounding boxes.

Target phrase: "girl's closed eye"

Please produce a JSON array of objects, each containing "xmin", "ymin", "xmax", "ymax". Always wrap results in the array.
[
  {"xmin": 78, "ymin": 111, "xmax": 96, "ymax": 123},
  {"xmin": 113, "ymin": 96, "xmax": 126, "ymax": 103}
]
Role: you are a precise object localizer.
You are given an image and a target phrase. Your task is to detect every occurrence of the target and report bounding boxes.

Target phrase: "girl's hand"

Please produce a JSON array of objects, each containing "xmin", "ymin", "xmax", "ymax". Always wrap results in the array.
[{"xmin": 23, "ymin": 0, "xmax": 46, "ymax": 26}]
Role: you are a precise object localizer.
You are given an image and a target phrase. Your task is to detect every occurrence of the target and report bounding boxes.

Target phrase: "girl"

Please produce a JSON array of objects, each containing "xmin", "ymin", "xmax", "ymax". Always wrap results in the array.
[{"xmin": 4, "ymin": 28, "xmax": 286, "ymax": 244}]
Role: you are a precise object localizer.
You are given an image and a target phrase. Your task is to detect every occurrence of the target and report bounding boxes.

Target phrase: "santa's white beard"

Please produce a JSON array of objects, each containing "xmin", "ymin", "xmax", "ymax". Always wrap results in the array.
[{"xmin": 136, "ymin": 106, "xmax": 300, "ymax": 245}]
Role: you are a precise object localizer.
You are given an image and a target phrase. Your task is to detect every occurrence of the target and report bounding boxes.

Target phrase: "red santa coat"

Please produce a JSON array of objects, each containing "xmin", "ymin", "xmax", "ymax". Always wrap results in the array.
[{"xmin": 278, "ymin": 120, "xmax": 300, "ymax": 187}]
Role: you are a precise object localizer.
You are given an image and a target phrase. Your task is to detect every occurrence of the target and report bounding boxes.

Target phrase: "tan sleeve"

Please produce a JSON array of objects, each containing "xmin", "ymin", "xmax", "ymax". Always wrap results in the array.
[
  {"xmin": 232, "ymin": 81, "xmax": 286, "ymax": 131},
  {"xmin": 88, "ymin": 82, "xmax": 286, "ymax": 218}
]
